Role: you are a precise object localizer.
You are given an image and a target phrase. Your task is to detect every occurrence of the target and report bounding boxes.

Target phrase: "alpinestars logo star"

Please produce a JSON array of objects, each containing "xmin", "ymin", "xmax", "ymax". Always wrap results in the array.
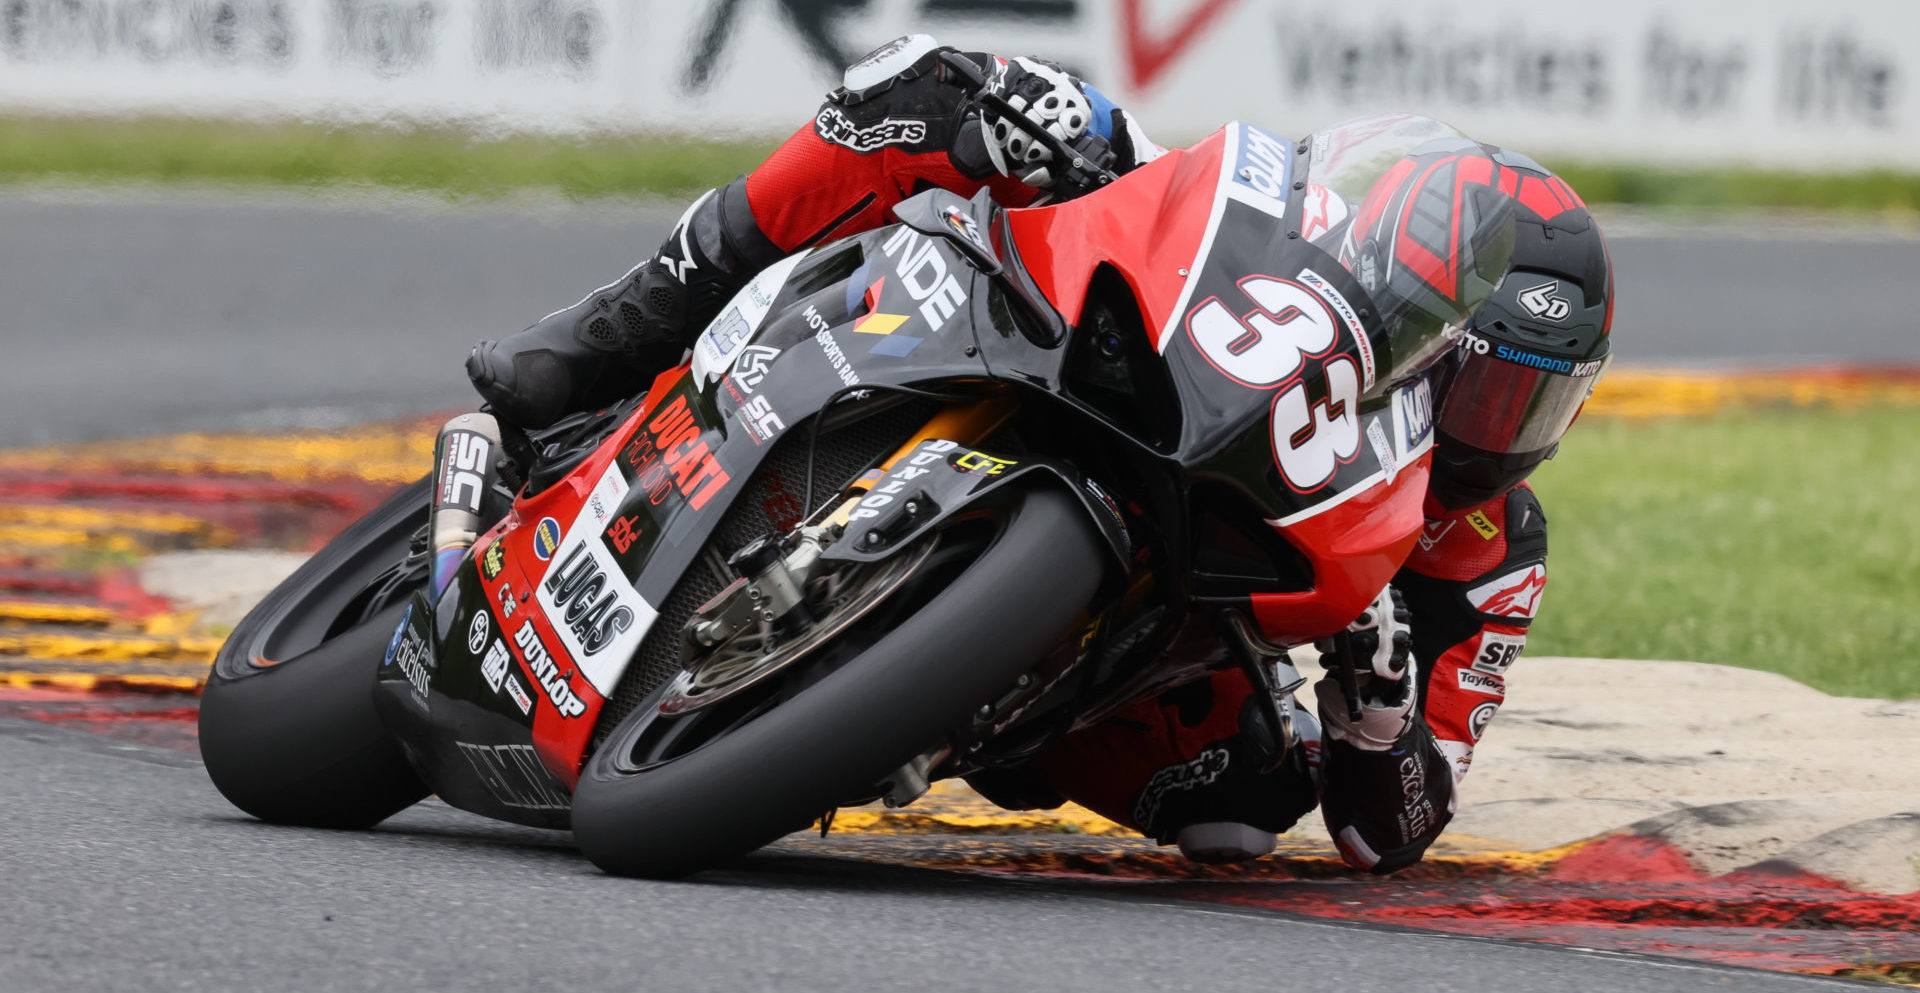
[
  {"xmin": 1518, "ymin": 281, "xmax": 1572, "ymax": 323},
  {"xmin": 1466, "ymin": 564, "xmax": 1547, "ymax": 618},
  {"xmin": 1417, "ymin": 519, "xmax": 1456, "ymax": 552}
]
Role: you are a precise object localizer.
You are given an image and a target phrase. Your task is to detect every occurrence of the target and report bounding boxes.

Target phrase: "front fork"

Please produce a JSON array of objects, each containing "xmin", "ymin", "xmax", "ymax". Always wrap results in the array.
[
  {"xmin": 1217, "ymin": 610, "xmax": 1310, "ymax": 774},
  {"xmin": 835, "ymin": 391, "xmax": 1020, "ymax": 811}
]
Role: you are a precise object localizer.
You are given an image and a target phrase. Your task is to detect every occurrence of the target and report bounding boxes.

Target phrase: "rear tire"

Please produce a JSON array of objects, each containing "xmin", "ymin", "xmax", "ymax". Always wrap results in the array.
[
  {"xmin": 572, "ymin": 486, "xmax": 1104, "ymax": 878},
  {"xmin": 199, "ymin": 479, "xmax": 433, "ymax": 829}
]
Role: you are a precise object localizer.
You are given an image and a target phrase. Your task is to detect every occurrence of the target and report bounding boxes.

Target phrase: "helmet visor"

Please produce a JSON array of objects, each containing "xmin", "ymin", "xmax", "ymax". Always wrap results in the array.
[{"xmin": 1438, "ymin": 348, "xmax": 1610, "ymax": 455}]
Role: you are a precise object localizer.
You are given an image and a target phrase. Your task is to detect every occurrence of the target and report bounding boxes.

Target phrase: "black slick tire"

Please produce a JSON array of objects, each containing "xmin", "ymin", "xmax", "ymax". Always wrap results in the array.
[
  {"xmin": 572, "ymin": 486, "xmax": 1103, "ymax": 878},
  {"xmin": 198, "ymin": 479, "xmax": 433, "ymax": 829}
]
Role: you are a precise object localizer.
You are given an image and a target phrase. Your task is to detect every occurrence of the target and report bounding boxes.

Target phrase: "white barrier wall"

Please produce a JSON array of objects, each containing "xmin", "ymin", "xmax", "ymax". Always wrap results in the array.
[{"xmin": 1, "ymin": 0, "xmax": 1915, "ymax": 168}]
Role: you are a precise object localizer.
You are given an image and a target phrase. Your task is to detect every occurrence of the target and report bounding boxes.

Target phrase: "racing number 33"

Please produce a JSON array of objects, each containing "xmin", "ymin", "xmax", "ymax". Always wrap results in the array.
[
  {"xmin": 1187, "ymin": 277, "xmax": 1339, "ymax": 388},
  {"xmin": 1272, "ymin": 357, "xmax": 1360, "ymax": 491},
  {"xmin": 1186, "ymin": 277, "xmax": 1360, "ymax": 491}
]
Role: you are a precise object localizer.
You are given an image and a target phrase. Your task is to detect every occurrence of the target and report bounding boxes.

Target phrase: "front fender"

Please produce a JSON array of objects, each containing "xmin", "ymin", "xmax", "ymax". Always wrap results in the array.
[{"xmin": 822, "ymin": 440, "xmax": 1133, "ymax": 588}]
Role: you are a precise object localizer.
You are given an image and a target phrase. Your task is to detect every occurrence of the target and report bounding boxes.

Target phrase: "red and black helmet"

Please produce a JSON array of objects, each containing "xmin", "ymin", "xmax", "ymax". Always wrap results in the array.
[
  {"xmin": 1427, "ymin": 151, "xmax": 1613, "ymax": 512},
  {"xmin": 1338, "ymin": 138, "xmax": 1520, "ymax": 387}
]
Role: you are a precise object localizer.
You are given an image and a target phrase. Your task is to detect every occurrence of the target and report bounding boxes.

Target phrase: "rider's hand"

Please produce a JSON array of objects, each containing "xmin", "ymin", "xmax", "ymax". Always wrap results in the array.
[
  {"xmin": 1313, "ymin": 587, "xmax": 1417, "ymax": 751},
  {"xmin": 980, "ymin": 56, "xmax": 1094, "ymax": 189}
]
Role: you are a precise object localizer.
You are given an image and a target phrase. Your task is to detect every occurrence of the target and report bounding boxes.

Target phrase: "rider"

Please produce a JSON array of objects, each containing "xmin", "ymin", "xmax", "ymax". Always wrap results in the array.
[
  {"xmin": 464, "ymin": 35, "xmax": 1614, "ymax": 873},
  {"xmin": 1010, "ymin": 163, "xmax": 1613, "ymax": 869},
  {"xmin": 465, "ymin": 36, "xmax": 1161, "ymax": 431}
]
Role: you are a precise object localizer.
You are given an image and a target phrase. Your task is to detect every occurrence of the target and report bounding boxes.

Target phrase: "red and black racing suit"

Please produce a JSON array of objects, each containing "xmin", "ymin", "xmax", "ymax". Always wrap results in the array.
[
  {"xmin": 1011, "ymin": 485, "xmax": 1547, "ymax": 872},
  {"xmin": 474, "ymin": 44, "xmax": 1549, "ymax": 874}
]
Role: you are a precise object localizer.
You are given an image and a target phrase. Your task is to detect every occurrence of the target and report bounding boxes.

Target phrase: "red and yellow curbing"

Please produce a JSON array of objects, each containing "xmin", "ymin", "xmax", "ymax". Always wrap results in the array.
[
  {"xmin": 1582, "ymin": 363, "xmax": 1920, "ymax": 418},
  {"xmin": 0, "ymin": 417, "xmax": 441, "ymax": 691}
]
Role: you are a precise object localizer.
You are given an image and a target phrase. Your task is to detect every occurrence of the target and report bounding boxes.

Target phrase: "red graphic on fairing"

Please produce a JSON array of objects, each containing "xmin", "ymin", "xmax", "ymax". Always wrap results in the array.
[
  {"xmin": 606, "ymin": 515, "xmax": 642, "ymax": 554},
  {"xmin": 1466, "ymin": 564, "xmax": 1547, "ymax": 618},
  {"xmin": 631, "ymin": 394, "xmax": 731, "ymax": 511},
  {"xmin": 1003, "ymin": 128, "xmax": 1223, "ymax": 346}
]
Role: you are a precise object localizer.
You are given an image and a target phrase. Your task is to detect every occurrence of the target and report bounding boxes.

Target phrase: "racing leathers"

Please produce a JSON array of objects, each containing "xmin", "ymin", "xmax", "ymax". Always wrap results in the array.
[
  {"xmin": 464, "ymin": 36, "xmax": 1547, "ymax": 874},
  {"xmin": 466, "ymin": 38, "xmax": 1157, "ymax": 430},
  {"xmin": 1005, "ymin": 483, "xmax": 1548, "ymax": 872}
]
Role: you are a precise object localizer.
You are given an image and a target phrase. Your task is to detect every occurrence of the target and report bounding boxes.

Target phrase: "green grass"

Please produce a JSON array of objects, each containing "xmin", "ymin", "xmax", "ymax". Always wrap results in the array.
[
  {"xmin": 5, "ymin": 114, "xmax": 1920, "ymax": 212},
  {"xmin": 1527, "ymin": 406, "xmax": 1920, "ymax": 699},
  {"xmin": 0, "ymin": 116, "xmax": 781, "ymax": 200},
  {"xmin": 1551, "ymin": 161, "xmax": 1920, "ymax": 213}
]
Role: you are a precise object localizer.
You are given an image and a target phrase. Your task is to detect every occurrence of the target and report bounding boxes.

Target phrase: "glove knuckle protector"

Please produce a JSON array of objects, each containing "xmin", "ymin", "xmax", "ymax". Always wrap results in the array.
[{"xmin": 980, "ymin": 56, "xmax": 1092, "ymax": 187}]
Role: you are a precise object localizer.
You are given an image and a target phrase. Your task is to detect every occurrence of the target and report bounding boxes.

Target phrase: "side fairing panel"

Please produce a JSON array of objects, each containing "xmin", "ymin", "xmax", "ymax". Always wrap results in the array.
[
  {"xmin": 376, "ymin": 223, "xmax": 999, "ymax": 825},
  {"xmin": 372, "ymin": 582, "xmax": 576, "ymax": 828},
  {"xmin": 1002, "ymin": 129, "xmax": 1228, "ymax": 337}
]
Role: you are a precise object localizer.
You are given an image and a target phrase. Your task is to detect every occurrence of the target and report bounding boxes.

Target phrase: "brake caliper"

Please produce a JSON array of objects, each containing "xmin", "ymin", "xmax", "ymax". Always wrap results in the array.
[{"xmin": 683, "ymin": 526, "xmax": 834, "ymax": 652}]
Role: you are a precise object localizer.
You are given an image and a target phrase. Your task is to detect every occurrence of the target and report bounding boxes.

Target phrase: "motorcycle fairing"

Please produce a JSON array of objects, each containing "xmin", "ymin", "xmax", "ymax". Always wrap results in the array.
[
  {"xmin": 380, "ymin": 129, "xmax": 1445, "ymax": 821},
  {"xmin": 891, "ymin": 186, "xmax": 1002, "ymax": 277},
  {"xmin": 821, "ymin": 438, "xmax": 1133, "ymax": 580},
  {"xmin": 999, "ymin": 121, "xmax": 1435, "ymax": 638},
  {"xmin": 378, "ymin": 223, "xmax": 1017, "ymax": 818},
  {"xmin": 372, "ymin": 582, "xmax": 576, "ymax": 827},
  {"xmin": 689, "ymin": 251, "xmax": 813, "ymax": 389},
  {"xmin": 999, "ymin": 123, "xmax": 1387, "ymax": 478}
]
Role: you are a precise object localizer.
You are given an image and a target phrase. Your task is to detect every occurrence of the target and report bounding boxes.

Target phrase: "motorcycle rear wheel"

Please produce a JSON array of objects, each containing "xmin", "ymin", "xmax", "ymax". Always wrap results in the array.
[
  {"xmin": 198, "ymin": 477, "xmax": 433, "ymax": 829},
  {"xmin": 572, "ymin": 486, "xmax": 1103, "ymax": 878}
]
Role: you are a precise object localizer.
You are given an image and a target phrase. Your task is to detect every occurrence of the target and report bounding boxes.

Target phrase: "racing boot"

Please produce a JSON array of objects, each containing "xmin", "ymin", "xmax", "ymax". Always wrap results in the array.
[
  {"xmin": 465, "ymin": 260, "xmax": 684, "ymax": 431},
  {"xmin": 1174, "ymin": 697, "xmax": 1321, "ymax": 864},
  {"xmin": 466, "ymin": 179, "xmax": 785, "ymax": 430}
]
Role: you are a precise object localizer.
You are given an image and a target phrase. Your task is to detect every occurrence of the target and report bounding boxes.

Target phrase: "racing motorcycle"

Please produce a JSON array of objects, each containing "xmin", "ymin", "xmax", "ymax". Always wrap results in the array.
[{"xmin": 199, "ymin": 90, "xmax": 1514, "ymax": 878}]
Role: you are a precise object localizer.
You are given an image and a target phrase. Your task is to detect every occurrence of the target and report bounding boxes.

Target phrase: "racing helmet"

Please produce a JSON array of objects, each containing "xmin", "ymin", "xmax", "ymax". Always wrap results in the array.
[
  {"xmin": 1426, "ymin": 152, "xmax": 1613, "ymax": 512},
  {"xmin": 1334, "ymin": 134, "xmax": 1519, "ymax": 388}
]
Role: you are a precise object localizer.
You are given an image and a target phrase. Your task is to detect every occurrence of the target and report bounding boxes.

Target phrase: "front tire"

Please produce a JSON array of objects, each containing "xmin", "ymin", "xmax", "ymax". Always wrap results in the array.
[
  {"xmin": 199, "ymin": 478, "xmax": 433, "ymax": 829},
  {"xmin": 572, "ymin": 486, "xmax": 1104, "ymax": 878}
]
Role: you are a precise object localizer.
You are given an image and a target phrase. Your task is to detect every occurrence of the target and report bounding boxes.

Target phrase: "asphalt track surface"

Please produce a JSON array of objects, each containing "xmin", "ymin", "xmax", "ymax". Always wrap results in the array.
[
  {"xmin": 0, "ymin": 717, "xmax": 1863, "ymax": 993},
  {"xmin": 0, "ymin": 189, "xmax": 1898, "ymax": 991},
  {"xmin": 5, "ymin": 188, "xmax": 1920, "ymax": 446}
]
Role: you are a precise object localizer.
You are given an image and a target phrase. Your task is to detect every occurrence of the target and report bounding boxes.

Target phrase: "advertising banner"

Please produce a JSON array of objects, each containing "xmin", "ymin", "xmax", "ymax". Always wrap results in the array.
[{"xmin": 0, "ymin": 0, "xmax": 1914, "ymax": 168}]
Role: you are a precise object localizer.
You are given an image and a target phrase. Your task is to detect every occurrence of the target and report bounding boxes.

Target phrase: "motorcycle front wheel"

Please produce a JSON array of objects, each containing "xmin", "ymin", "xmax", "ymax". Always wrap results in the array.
[{"xmin": 571, "ymin": 485, "xmax": 1104, "ymax": 878}]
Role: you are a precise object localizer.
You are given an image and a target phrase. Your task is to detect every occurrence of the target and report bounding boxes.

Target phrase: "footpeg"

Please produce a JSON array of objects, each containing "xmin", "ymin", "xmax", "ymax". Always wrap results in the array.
[{"xmin": 880, "ymin": 747, "xmax": 945, "ymax": 808}]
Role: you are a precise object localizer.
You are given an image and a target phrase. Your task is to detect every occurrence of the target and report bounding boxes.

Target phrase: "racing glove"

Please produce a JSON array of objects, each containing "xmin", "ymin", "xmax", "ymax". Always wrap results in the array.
[
  {"xmin": 979, "ymin": 56, "xmax": 1102, "ymax": 190},
  {"xmin": 1314, "ymin": 586, "xmax": 1416, "ymax": 748},
  {"xmin": 1313, "ymin": 587, "xmax": 1456, "ymax": 874}
]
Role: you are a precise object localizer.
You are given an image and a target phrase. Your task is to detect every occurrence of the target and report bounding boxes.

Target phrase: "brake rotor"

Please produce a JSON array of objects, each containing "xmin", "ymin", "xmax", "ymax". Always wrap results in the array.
[{"xmin": 655, "ymin": 537, "xmax": 937, "ymax": 717}]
